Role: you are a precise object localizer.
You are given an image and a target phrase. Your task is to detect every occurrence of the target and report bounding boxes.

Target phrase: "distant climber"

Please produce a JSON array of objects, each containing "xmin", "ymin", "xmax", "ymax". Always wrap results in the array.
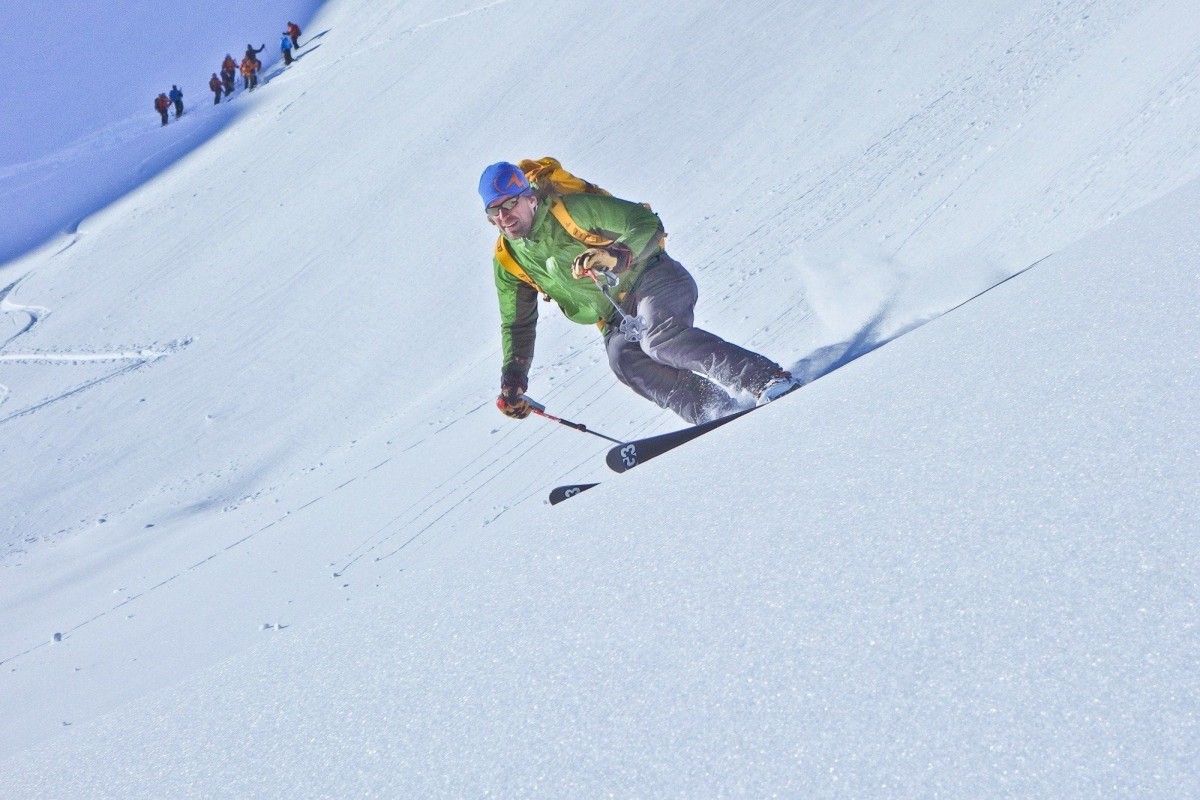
[
  {"xmin": 240, "ymin": 55, "xmax": 259, "ymax": 91},
  {"xmin": 169, "ymin": 85, "xmax": 184, "ymax": 119},
  {"xmin": 287, "ymin": 22, "xmax": 302, "ymax": 50},
  {"xmin": 281, "ymin": 32, "xmax": 294, "ymax": 66},
  {"xmin": 154, "ymin": 93, "xmax": 171, "ymax": 126},
  {"xmin": 220, "ymin": 54, "xmax": 238, "ymax": 97},
  {"xmin": 209, "ymin": 73, "xmax": 223, "ymax": 105}
]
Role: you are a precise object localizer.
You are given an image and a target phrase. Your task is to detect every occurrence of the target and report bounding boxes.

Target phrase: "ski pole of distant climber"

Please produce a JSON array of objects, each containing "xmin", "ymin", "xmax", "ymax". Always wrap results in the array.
[{"xmin": 523, "ymin": 396, "xmax": 625, "ymax": 445}]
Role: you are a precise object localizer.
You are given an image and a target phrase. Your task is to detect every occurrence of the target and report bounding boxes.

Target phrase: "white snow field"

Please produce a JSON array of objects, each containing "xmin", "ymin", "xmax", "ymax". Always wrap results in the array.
[{"xmin": 2, "ymin": 0, "xmax": 1198, "ymax": 796}]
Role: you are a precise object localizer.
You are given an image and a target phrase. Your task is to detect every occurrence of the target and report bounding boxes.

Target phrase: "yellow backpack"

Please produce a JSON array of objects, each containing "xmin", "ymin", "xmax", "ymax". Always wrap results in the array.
[
  {"xmin": 493, "ymin": 157, "xmax": 618, "ymax": 298},
  {"xmin": 518, "ymin": 157, "xmax": 610, "ymax": 198}
]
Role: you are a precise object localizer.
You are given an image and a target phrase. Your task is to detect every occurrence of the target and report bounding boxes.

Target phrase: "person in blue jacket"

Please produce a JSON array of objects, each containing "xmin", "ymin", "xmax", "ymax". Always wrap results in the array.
[
  {"xmin": 168, "ymin": 85, "xmax": 184, "ymax": 119},
  {"xmin": 281, "ymin": 32, "xmax": 294, "ymax": 65}
]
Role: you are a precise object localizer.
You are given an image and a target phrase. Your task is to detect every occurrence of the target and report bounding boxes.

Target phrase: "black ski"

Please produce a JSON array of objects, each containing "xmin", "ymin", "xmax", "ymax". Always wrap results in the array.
[
  {"xmin": 606, "ymin": 383, "xmax": 806, "ymax": 473},
  {"xmin": 605, "ymin": 406, "xmax": 755, "ymax": 473},
  {"xmin": 549, "ymin": 483, "xmax": 600, "ymax": 504}
]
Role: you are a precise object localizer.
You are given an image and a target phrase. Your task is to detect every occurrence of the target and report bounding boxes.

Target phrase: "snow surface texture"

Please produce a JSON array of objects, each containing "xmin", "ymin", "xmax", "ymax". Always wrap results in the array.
[{"xmin": 2, "ymin": 0, "xmax": 1198, "ymax": 796}]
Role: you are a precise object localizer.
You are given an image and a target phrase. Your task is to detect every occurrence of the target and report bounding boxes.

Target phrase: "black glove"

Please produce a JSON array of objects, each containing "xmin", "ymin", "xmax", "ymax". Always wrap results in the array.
[{"xmin": 496, "ymin": 374, "xmax": 531, "ymax": 420}]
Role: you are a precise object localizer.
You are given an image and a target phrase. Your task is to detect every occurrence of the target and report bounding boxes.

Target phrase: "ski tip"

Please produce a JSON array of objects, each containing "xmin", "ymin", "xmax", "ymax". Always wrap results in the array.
[
  {"xmin": 549, "ymin": 483, "xmax": 600, "ymax": 505},
  {"xmin": 606, "ymin": 441, "xmax": 641, "ymax": 473}
]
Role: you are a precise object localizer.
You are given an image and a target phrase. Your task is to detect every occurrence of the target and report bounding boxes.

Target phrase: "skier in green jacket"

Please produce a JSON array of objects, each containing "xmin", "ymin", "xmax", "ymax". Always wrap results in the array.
[{"xmin": 482, "ymin": 161, "xmax": 798, "ymax": 425}]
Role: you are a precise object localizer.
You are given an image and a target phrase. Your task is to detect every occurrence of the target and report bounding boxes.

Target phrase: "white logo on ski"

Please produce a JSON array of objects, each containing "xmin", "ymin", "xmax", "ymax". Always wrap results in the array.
[{"xmin": 620, "ymin": 444, "xmax": 639, "ymax": 468}]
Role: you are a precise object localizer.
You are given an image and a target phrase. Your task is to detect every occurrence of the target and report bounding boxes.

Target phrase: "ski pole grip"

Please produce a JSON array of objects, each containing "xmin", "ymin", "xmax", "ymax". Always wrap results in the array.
[{"xmin": 593, "ymin": 269, "xmax": 620, "ymax": 288}]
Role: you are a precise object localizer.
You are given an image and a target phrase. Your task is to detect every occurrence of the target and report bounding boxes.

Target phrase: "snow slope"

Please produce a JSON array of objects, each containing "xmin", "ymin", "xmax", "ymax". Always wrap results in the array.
[
  {"xmin": 0, "ymin": 1, "xmax": 325, "ymax": 266},
  {"xmin": 2, "ymin": 0, "xmax": 1198, "ymax": 795}
]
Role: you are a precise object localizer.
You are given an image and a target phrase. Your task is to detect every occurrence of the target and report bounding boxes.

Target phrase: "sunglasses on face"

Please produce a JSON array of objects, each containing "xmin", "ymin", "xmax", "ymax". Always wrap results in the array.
[{"xmin": 486, "ymin": 194, "xmax": 528, "ymax": 218}]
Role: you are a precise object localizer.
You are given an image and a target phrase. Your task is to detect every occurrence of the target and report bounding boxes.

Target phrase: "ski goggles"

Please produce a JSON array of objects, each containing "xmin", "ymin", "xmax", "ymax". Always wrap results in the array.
[{"xmin": 485, "ymin": 193, "xmax": 530, "ymax": 218}]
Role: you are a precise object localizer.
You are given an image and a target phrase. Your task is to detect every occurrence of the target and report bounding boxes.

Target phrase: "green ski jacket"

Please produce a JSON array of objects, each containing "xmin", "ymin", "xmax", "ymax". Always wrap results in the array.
[{"xmin": 494, "ymin": 193, "xmax": 665, "ymax": 382}]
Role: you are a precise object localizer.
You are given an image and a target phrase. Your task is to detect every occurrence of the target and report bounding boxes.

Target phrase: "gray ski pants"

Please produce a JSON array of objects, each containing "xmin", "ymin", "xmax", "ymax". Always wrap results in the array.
[{"xmin": 604, "ymin": 254, "xmax": 782, "ymax": 424}]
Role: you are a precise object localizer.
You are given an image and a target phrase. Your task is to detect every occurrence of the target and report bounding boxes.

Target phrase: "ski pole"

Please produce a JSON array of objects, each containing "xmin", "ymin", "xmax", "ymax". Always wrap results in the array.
[
  {"xmin": 590, "ymin": 269, "xmax": 648, "ymax": 342},
  {"xmin": 523, "ymin": 396, "xmax": 625, "ymax": 445}
]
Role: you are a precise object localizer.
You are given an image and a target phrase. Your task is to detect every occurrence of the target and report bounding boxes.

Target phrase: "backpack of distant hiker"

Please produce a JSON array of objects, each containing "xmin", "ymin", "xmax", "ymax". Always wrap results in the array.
[{"xmin": 494, "ymin": 157, "xmax": 656, "ymax": 300}]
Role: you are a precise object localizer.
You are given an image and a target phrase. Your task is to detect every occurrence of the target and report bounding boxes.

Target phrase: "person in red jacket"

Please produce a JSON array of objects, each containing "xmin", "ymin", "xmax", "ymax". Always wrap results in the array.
[
  {"xmin": 208, "ymin": 73, "xmax": 223, "ymax": 105},
  {"xmin": 287, "ymin": 22, "xmax": 301, "ymax": 50},
  {"xmin": 154, "ymin": 93, "xmax": 171, "ymax": 126}
]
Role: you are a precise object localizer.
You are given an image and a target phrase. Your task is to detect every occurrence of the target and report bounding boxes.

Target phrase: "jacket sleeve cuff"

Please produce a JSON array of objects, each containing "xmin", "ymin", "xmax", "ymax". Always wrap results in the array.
[
  {"xmin": 608, "ymin": 242, "xmax": 634, "ymax": 273},
  {"xmin": 501, "ymin": 358, "xmax": 530, "ymax": 390}
]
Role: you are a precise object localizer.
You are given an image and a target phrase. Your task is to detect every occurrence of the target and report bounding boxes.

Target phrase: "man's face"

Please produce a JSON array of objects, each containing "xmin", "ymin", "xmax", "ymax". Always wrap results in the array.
[{"xmin": 487, "ymin": 193, "xmax": 537, "ymax": 240}]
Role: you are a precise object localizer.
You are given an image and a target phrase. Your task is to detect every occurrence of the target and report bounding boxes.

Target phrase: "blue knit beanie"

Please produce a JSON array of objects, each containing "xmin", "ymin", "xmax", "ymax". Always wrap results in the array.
[{"xmin": 478, "ymin": 162, "xmax": 531, "ymax": 208}]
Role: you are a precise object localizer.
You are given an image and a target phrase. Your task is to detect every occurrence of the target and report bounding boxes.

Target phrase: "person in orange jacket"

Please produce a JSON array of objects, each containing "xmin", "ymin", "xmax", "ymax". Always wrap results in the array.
[
  {"xmin": 154, "ymin": 93, "xmax": 171, "ymax": 126},
  {"xmin": 287, "ymin": 22, "xmax": 301, "ymax": 50},
  {"xmin": 240, "ymin": 56, "xmax": 259, "ymax": 91}
]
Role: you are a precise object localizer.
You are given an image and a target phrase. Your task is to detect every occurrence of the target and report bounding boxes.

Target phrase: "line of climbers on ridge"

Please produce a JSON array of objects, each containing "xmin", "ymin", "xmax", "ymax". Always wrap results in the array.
[{"xmin": 155, "ymin": 22, "xmax": 303, "ymax": 127}]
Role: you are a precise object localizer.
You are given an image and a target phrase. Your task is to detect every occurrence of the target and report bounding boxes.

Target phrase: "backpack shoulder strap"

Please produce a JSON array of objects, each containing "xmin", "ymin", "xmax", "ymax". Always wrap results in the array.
[
  {"xmin": 548, "ymin": 196, "xmax": 613, "ymax": 248},
  {"xmin": 494, "ymin": 236, "xmax": 547, "ymax": 298}
]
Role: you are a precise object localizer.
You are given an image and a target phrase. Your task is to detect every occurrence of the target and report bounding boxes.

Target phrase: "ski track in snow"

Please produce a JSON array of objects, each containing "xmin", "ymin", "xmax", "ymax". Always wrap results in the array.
[
  {"xmin": 0, "ymin": 345, "xmax": 658, "ymax": 668},
  {"xmin": 0, "ymin": 504, "xmax": 291, "ymax": 667},
  {"xmin": 0, "ymin": 394, "xmax": 543, "ymax": 667},
  {"xmin": 712, "ymin": 0, "xmax": 1199, "ymax": 287},
  {"xmin": 0, "ymin": 274, "xmax": 188, "ymax": 426}
]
